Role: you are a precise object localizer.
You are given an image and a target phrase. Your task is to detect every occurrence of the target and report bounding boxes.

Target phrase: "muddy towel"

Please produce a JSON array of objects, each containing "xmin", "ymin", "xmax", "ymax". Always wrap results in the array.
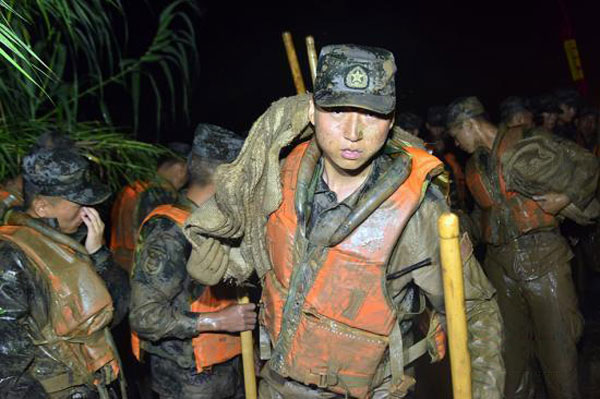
[
  {"xmin": 183, "ymin": 94, "xmax": 314, "ymax": 280},
  {"xmin": 501, "ymin": 134, "xmax": 600, "ymax": 223}
]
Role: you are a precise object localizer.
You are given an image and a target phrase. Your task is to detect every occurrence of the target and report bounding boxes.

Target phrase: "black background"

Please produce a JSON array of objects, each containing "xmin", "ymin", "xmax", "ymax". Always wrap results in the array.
[{"xmin": 123, "ymin": 0, "xmax": 599, "ymax": 142}]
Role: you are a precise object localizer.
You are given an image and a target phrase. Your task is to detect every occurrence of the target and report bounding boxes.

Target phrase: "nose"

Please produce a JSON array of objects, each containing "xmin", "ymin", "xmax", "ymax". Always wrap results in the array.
[{"xmin": 342, "ymin": 112, "xmax": 362, "ymax": 142}]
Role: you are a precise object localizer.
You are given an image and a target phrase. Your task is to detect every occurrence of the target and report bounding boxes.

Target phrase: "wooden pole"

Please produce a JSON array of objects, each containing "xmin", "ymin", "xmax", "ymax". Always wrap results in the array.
[
  {"xmin": 438, "ymin": 213, "xmax": 472, "ymax": 399},
  {"xmin": 282, "ymin": 31, "xmax": 306, "ymax": 94},
  {"xmin": 305, "ymin": 35, "xmax": 318, "ymax": 86},
  {"xmin": 238, "ymin": 294, "xmax": 257, "ymax": 399}
]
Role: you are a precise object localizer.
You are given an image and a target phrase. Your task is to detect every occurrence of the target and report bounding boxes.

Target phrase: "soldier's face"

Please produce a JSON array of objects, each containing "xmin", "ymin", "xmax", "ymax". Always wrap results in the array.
[
  {"xmin": 449, "ymin": 123, "xmax": 477, "ymax": 154},
  {"xmin": 39, "ymin": 197, "xmax": 83, "ymax": 234},
  {"xmin": 309, "ymin": 100, "xmax": 394, "ymax": 173},
  {"xmin": 576, "ymin": 114, "xmax": 597, "ymax": 142},
  {"xmin": 559, "ymin": 104, "xmax": 576, "ymax": 123},
  {"xmin": 542, "ymin": 112, "xmax": 558, "ymax": 130}
]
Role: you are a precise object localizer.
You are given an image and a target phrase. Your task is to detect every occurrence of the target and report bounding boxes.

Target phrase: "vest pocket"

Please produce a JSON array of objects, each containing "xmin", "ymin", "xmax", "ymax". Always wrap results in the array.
[{"xmin": 284, "ymin": 308, "xmax": 389, "ymax": 398}]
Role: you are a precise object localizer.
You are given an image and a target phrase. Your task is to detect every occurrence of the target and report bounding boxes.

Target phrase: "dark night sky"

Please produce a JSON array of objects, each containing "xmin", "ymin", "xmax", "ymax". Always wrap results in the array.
[{"xmin": 128, "ymin": 0, "xmax": 600, "ymax": 142}]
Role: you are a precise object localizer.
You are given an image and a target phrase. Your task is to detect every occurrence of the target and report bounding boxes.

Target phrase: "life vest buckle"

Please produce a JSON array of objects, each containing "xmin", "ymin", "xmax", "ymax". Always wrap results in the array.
[
  {"xmin": 389, "ymin": 374, "xmax": 416, "ymax": 398},
  {"xmin": 306, "ymin": 369, "xmax": 337, "ymax": 388}
]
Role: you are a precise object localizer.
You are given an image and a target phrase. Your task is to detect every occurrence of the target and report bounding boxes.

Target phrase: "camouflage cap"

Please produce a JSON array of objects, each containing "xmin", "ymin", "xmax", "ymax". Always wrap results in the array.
[
  {"xmin": 554, "ymin": 88, "xmax": 580, "ymax": 108},
  {"xmin": 167, "ymin": 142, "xmax": 192, "ymax": 158},
  {"xmin": 499, "ymin": 96, "xmax": 531, "ymax": 123},
  {"xmin": 578, "ymin": 105, "xmax": 599, "ymax": 119},
  {"xmin": 22, "ymin": 147, "xmax": 110, "ymax": 205},
  {"xmin": 314, "ymin": 44, "xmax": 396, "ymax": 114},
  {"xmin": 426, "ymin": 106, "xmax": 447, "ymax": 127},
  {"xmin": 531, "ymin": 94, "xmax": 560, "ymax": 115},
  {"xmin": 396, "ymin": 112, "xmax": 423, "ymax": 131},
  {"xmin": 192, "ymin": 124, "xmax": 244, "ymax": 163},
  {"xmin": 446, "ymin": 96, "xmax": 486, "ymax": 127}
]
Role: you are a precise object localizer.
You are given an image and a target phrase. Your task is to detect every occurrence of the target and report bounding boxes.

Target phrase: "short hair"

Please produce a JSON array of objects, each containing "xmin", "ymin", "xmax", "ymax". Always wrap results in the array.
[{"xmin": 187, "ymin": 154, "xmax": 221, "ymax": 187}]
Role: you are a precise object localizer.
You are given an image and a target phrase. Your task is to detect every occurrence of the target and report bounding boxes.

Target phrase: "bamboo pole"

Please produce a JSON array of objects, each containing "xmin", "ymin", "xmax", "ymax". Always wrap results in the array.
[
  {"xmin": 438, "ymin": 213, "xmax": 472, "ymax": 399},
  {"xmin": 305, "ymin": 35, "xmax": 318, "ymax": 86},
  {"xmin": 238, "ymin": 294, "xmax": 257, "ymax": 399},
  {"xmin": 282, "ymin": 31, "xmax": 306, "ymax": 94}
]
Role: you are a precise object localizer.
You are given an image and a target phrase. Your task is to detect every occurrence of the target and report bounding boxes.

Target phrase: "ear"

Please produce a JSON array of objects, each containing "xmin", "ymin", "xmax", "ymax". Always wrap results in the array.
[
  {"xmin": 308, "ymin": 96, "xmax": 315, "ymax": 125},
  {"xmin": 31, "ymin": 196, "xmax": 49, "ymax": 218},
  {"xmin": 388, "ymin": 112, "xmax": 396, "ymax": 129},
  {"xmin": 174, "ymin": 161, "xmax": 187, "ymax": 176}
]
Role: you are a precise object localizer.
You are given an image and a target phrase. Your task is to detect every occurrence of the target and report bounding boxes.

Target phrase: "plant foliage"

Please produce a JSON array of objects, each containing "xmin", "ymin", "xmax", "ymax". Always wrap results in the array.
[{"xmin": 0, "ymin": 0, "xmax": 199, "ymax": 186}]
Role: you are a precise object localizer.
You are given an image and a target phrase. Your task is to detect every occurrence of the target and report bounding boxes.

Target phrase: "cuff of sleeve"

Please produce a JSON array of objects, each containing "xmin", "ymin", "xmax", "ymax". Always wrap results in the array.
[
  {"xmin": 90, "ymin": 246, "xmax": 111, "ymax": 268},
  {"xmin": 180, "ymin": 311, "xmax": 201, "ymax": 337}
]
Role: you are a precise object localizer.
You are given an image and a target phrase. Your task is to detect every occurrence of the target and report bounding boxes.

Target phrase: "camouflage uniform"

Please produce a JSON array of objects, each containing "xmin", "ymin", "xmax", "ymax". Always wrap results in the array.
[
  {"xmin": 129, "ymin": 127, "xmax": 245, "ymax": 399},
  {"xmin": 448, "ymin": 97, "xmax": 588, "ymax": 399},
  {"xmin": 184, "ymin": 45, "xmax": 505, "ymax": 399},
  {"xmin": 0, "ymin": 148, "xmax": 129, "ymax": 399}
]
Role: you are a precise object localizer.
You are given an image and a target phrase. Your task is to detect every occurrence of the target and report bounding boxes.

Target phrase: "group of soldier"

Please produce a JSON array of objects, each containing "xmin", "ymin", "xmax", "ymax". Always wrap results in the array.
[{"xmin": 0, "ymin": 42, "xmax": 598, "ymax": 399}]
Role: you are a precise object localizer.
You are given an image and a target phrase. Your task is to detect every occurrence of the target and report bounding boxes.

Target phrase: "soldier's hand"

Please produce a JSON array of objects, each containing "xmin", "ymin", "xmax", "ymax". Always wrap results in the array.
[
  {"xmin": 81, "ymin": 207, "xmax": 104, "ymax": 254},
  {"xmin": 200, "ymin": 303, "xmax": 257, "ymax": 333},
  {"xmin": 186, "ymin": 237, "xmax": 229, "ymax": 285},
  {"xmin": 533, "ymin": 192, "xmax": 571, "ymax": 215}
]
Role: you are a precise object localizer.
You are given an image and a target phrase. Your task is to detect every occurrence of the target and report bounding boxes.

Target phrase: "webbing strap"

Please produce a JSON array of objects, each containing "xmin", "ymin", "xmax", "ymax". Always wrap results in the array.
[{"xmin": 388, "ymin": 323, "xmax": 417, "ymax": 398}]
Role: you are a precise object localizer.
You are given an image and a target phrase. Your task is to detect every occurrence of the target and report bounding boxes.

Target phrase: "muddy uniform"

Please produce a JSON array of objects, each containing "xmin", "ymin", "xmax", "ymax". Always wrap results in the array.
[
  {"xmin": 183, "ymin": 45, "xmax": 504, "ymax": 399},
  {"xmin": 0, "ymin": 148, "xmax": 129, "ymax": 399},
  {"xmin": 450, "ymin": 97, "xmax": 587, "ymax": 399},
  {"xmin": 259, "ymin": 139, "xmax": 503, "ymax": 399},
  {"xmin": 110, "ymin": 181, "xmax": 178, "ymax": 272},
  {"xmin": 129, "ymin": 196, "xmax": 244, "ymax": 399}
]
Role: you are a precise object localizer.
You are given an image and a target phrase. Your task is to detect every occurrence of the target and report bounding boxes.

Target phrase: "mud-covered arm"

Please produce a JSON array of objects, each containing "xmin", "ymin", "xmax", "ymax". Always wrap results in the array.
[
  {"xmin": 0, "ymin": 242, "xmax": 48, "ymax": 398},
  {"xmin": 129, "ymin": 218, "xmax": 200, "ymax": 342},
  {"xmin": 456, "ymin": 204, "xmax": 483, "ymax": 246},
  {"xmin": 389, "ymin": 186, "xmax": 505, "ymax": 399},
  {"xmin": 90, "ymin": 245, "xmax": 130, "ymax": 326}
]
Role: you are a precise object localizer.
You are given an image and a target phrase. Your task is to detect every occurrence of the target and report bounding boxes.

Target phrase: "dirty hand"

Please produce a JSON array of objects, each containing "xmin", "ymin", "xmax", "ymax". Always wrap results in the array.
[
  {"xmin": 533, "ymin": 192, "xmax": 571, "ymax": 215},
  {"xmin": 199, "ymin": 303, "xmax": 257, "ymax": 333},
  {"xmin": 81, "ymin": 207, "xmax": 104, "ymax": 254},
  {"xmin": 186, "ymin": 237, "xmax": 229, "ymax": 285}
]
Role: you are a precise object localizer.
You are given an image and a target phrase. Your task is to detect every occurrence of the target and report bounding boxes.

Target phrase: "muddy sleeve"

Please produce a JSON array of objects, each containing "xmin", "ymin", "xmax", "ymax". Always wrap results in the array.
[
  {"xmin": 129, "ymin": 218, "xmax": 199, "ymax": 342},
  {"xmin": 135, "ymin": 188, "xmax": 177, "ymax": 228},
  {"xmin": 391, "ymin": 186, "xmax": 505, "ymax": 399},
  {"xmin": 90, "ymin": 245, "xmax": 130, "ymax": 326},
  {"xmin": 0, "ymin": 242, "xmax": 49, "ymax": 398},
  {"xmin": 456, "ymin": 204, "xmax": 483, "ymax": 246}
]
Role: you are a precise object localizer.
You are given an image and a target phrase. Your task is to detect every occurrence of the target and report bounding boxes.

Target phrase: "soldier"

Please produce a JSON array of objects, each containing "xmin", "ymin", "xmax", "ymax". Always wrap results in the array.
[
  {"xmin": 0, "ymin": 146, "xmax": 129, "ymax": 398},
  {"xmin": 575, "ymin": 105, "xmax": 599, "ymax": 153},
  {"xmin": 129, "ymin": 124, "xmax": 256, "ymax": 399},
  {"xmin": 447, "ymin": 96, "xmax": 591, "ymax": 399},
  {"xmin": 109, "ymin": 142, "xmax": 190, "ymax": 271},
  {"xmin": 499, "ymin": 96, "xmax": 534, "ymax": 129},
  {"xmin": 531, "ymin": 94, "xmax": 560, "ymax": 132},
  {"xmin": 185, "ymin": 45, "xmax": 504, "ymax": 399},
  {"xmin": 554, "ymin": 88, "xmax": 580, "ymax": 140},
  {"xmin": 396, "ymin": 111, "xmax": 423, "ymax": 137},
  {"xmin": 425, "ymin": 105, "xmax": 468, "ymax": 211}
]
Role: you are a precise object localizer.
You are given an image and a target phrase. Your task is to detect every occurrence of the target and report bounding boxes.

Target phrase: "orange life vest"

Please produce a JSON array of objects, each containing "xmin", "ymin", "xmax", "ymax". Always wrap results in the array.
[
  {"xmin": 465, "ymin": 127, "xmax": 558, "ymax": 244},
  {"xmin": 0, "ymin": 186, "xmax": 24, "ymax": 215},
  {"xmin": 443, "ymin": 152, "xmax": 467, "ymax": 207},
  {"xmin": 262, "ymin": 141, "xmax": 442, "ymax": 398},
  {"xmin": 0, "ymin": 213, "xmax": 119, "ymax": 393},
  {"xmin": 131, "ymin": 204, "xmax": 242, "ymax": 373},
  {"xmin": 109, "ymin": 181, "xmax": 149, "ymax": 272}
]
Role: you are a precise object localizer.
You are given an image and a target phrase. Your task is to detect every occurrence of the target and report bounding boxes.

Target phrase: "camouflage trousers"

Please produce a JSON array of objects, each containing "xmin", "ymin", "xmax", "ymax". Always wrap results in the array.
[
  {"xmin": 484, "ymin": 231, "xmax": 583, "ymax": 399},
  {"xmin": 150, "ymin": 355, "xmax": 244, "ymax": 399},
  {"xmin": 258, "ymin": 366, "xmax": 411, "ymax": 399}
]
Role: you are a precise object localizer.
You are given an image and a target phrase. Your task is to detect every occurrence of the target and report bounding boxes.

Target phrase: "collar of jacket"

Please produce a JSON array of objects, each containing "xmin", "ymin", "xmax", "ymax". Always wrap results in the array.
[
  {"xmin": 294, "ymin": 138, "xmax": 412, "ymax": 247},
  {"xmin": 4, "ymin": 210, "xmax": 88, "ymax": 255}
]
